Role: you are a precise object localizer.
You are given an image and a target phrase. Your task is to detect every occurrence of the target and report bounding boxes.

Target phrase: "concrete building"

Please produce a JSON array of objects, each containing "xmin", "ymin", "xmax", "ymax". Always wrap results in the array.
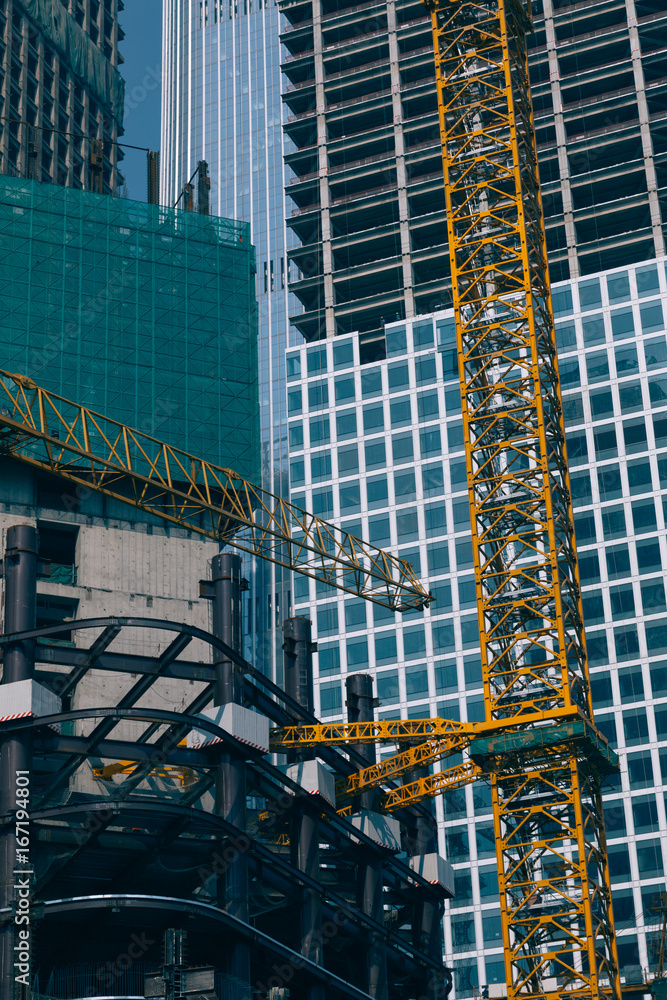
[
  {"xmin": 0, "ymin": 0, "xmax": 125, "ymax": 193},
  {"xmin": 161, "ymin": 0, "xmax": 298, "ymax": 679},
  {"xmin": 280, "ymin": 0, "xmax": 667, "ymax": 348},
  {"xmin": 286, "ymin": 256, "xmax": 667, "ymax": 996}
]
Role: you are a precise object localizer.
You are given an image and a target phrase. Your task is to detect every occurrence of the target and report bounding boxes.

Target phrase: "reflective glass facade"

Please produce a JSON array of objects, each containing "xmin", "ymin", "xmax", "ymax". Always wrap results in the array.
[
  {"xmin": 0, "ymin": 175, "xmax": 259, "ymax": 480},
  {"xmin": 287, "ymin": 257, "xmax": 667, "ymax": 997},
  {"xmin": 162, "ymin": 0, "xmax": 295, "ymax": 673}
]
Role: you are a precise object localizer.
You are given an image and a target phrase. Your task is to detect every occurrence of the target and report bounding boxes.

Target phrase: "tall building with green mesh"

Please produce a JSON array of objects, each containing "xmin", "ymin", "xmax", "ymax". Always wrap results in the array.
[{"xmin": 0, "ymin": 175, "xmax": 259, "ymax": 481}]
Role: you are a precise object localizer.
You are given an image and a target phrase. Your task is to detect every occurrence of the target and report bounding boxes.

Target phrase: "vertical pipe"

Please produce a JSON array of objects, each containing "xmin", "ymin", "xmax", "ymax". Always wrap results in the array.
[
  {"xmin": 346, "ymin": 674, "xmax": 387, "ymax": 1000},
  {"xmin": 283, "ymin": 618, "xmax": 324, "ymax": 1000},
  {"xmin": 283, "ymin": 616, "xmax": 314, "ymax": 764},
  {"xmin": 212, "ymin": 553, "xmax": 243, "ymax": 707},
  {"xmin": 403, "ymin": 771, "xmax": 443, "ymax": 999},
  {"xmin": 211, "ymin": 553, "xmax": 250, "ymax": 999},
  {"xmin": 147, "ymin": 151, "xmax": 160, "ymax": 205},
  {"xmin": 0, "ymin": 526, "xmax": 38, "ymax": 1000},
  {"xmin": 346, "ymin": 673, "xmax": 377, "ymax": 812}
]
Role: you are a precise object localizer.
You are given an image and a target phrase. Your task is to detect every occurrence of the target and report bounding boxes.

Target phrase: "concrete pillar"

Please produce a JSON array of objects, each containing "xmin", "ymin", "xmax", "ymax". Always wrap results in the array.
[
  {"xmin": 346, "ymin": 673, "xmax": 387, "ymax": 1000},
  {"xmin": 0, "ymin": 526, "xmax": 38, "ymax": 1000},
  {"xmin": 211, "ymin": 553, "xmax": 250, "ymax": 999}
]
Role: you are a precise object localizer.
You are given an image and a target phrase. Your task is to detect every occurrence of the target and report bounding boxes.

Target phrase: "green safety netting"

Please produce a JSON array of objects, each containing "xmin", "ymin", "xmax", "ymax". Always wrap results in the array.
[{"xmin": 0, "ymin": 176, "xmax": 259, "ymax": 483}]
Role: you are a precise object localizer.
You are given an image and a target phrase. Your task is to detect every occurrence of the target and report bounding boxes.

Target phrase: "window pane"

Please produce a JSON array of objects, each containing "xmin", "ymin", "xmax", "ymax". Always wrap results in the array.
[
  {"xmin": 616, "ymin": 344, "xmax": 639, "ymax": 375},
  {"xmin": 602, "ymin": 506, "xmax": 626, "ymax": 539},
  {"xmin": 598, "ymin": 466, "xmax": 622, "ymax": 502},
  {"xmin": 594, "ymin": 426, "xmax": 617, "ymax": 460},
  {"xmin": 345, "ymin": 600, "xmax": 367, "ymax": 630},
  {"xmin": 606, "ymin": 544, "xmax": 631, "ymax": 579},
  {"xmin": 390, "ymin": 397, "xmax": 411, "ymax": 427},
  {"xmin": 385, "ymin": 328, "xmax": 407, "ymax": 356},
  {"xmin": 363, "ymin": 405, "xmax": 384, "ymax": 432},
  {"xmin": 375, "ymin": 633, "xmax": 397, "ymax": 665},
  {"xmin": 333, "ymin": 341, "xmax": 354, "ymax": 368},
  {"xmin": 627, "ymin": 459, "xmax": 652, "ymax": 493},
  {"xmin": 641, "ymin": 578, "xmax": 666, "ymax": 614},
  {"xmin": 610, "ymin": 584, "xmax": 634, "ymax": 617},
  {"xmin": 338, "ymin": 445, "xmax": 359, "ymax": 475},
  {"xmin": 644, "ymin": 335, "xmax": 667, "ymax": 368},
  {"xmin": 392, "ymin": 432, "xmax": 413, "ymax": 462},
  {"xmin": 590, "ymin": 388, "xmax": 614, "ymax": 418},
  {"xmin": 611, "ymin": 308, "xmax": 634, "ymax": 340},
  {"xmin": 420, "ymin": 427, "xmax": 441, "ymax": 457},
  {"xmin": 365, "ymin": 440, "xmax": 386, "ymax": 469},
  {"xmin": 311, "ymin": 452, "xmax": 332, "ymax": 481},
  {"xmin": 394, "ymin": 470, "xmax": 416, "ymax": 500},
  {"xmin": 574, "ymin": 513, "xmax": 596, "ymax": 543},
  {"xmin": 413, "ymin": 321, "xmax": 434, "ymax": 348},
  {"xmin": 367, "ymin": 476, "xmax": 388, "ymax": 507},
  {"xmin": 388, "ymin": 362, "xmax": 410, "ymax": 389},
  {"xmin": 361, "ymin": 368, "xmax": 382, "ymax": 397},
  {"xmin": 556, "ymin": 321, "xmax": 577, "ymax": 350},
  {"xmin": 619, "ymin": 382, "xmax": 643, "ymax": 413},
  {"xmin": 336, "ymin": 410, "xmax": 357, "ymax": 439},
  {"xmin": 636, "ymin": 264, "xmax": 660, "ymax": 297},
  {"xmin": 587, "ymin": 352, "xmax": 610, "ymax": 383},
  {"xmin": 607, "ymin": 272, "xmax": 630, "ymax": 303},
  {"xmin": 289, "ymin": 423, "xmax": 304, "ymax": 449},
  {"xmin": 582, "ymin": 314, "xmax": 605, "ymax": 346},
  {"xmin": 641, "ymin": 303, "xmax": 664, "ymax": 334}
]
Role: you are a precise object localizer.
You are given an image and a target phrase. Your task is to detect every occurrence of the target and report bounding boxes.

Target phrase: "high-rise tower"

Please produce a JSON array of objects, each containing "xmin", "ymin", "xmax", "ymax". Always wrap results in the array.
[
  {"xmin": 280, "ymin": 0, "xmax": 667, "ymax": 348},
  {"xmin": 161, "ymin": 0, "xmax": 296, "ymax": 677},
  {"xmin": 0, "ymin": 0, "xmax": 125, "ymax": 193}
]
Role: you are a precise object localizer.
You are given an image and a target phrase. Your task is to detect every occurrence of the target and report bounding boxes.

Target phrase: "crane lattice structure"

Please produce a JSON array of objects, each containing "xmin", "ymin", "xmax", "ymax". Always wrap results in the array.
[
  {"xmin": 0, "ymin": 370, "xmax": 428, "ymax": 612},
  {"xmin": 275, "ymin": 0, "xmax": 624, "ymax": 993},
  {"xmin": 434, "ymin": 0, "xmax": 621, "ymax": 993}
]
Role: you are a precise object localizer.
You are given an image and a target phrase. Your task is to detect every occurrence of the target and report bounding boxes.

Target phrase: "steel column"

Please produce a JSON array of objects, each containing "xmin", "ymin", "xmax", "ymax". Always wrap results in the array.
[
  {"xmin": 0, "ymin": 526, "xmax": 38, "ymax": 1000},
  {"xmin": 347, "ymin": 674, "xmax": 387, "ymax": 1000},
  {"xmin": 212, "ymin": 553, "xmax": 250, "ymax": 1000},
  {"xmin": 283, "ymin": 617, "xmax": 324, "ymax": 1000}
]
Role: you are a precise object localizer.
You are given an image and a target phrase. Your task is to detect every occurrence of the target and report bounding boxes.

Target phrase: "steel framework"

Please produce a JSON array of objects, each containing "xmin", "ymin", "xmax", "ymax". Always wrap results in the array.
[
  {"xmin": 0, "ymin": 371, "xmax": 429, "ymax": 611},
  {"xmin": 426, "ymin": 0, "xmax": 622, "ymax": 995}
]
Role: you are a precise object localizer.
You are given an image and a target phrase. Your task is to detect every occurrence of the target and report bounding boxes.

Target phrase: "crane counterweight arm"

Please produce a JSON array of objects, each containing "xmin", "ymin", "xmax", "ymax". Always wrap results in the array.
[{"xmin": 0, "ymin": 370, "xmax": 430, "ymax": 611}]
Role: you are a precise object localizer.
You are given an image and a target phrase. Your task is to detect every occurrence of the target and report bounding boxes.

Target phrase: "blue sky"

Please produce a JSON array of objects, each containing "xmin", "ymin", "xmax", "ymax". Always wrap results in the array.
[{"xmin": 118, "ymin": 1, "xmax": 163, "ymax": 203}]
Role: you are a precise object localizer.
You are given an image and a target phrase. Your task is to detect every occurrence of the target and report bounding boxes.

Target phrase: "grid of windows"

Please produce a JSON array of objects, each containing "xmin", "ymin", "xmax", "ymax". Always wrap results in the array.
[{"xmin": 287, "ymin": 256, "xmax": 667, "ymax": 997}]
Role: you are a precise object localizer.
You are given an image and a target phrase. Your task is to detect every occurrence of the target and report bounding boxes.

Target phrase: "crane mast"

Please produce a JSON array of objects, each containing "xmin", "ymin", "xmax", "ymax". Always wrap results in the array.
[{"xmin": 426, "ymin": 0, "xmax": 621, "ymax": 997}]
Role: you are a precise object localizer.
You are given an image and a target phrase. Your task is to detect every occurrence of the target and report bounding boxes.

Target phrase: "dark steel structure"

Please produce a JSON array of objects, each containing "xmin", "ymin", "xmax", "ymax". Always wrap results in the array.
[{"xmin": 0, "ymin": 528, "xmax": 451, "ymax": 1000}]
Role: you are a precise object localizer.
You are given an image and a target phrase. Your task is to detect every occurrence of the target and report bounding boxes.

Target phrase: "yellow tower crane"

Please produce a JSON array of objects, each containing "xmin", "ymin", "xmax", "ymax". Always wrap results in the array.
[
  {"xmin": 273, "ymin": 0, "xmax": 624, "ymax": 995},
  {"xmin": 427, "ymin": 0, "xmax": 623, "ymax": 994}
]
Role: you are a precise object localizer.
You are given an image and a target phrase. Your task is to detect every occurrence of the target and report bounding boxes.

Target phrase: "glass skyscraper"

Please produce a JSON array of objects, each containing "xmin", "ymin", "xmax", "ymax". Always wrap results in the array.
[
  {"xmin": 161, "ymin": 0, "xmax": 295, "ymax": 672},
  {"xmin": 287, "ymin": 257, "xmax": 667, "ymax": 998}
]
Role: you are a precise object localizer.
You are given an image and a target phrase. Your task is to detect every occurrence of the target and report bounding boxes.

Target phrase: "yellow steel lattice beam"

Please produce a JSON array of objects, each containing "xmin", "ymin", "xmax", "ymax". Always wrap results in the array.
[
  {"xmin": 381, "ymin": 760, "xmax": 482, "ymax": 810},
  {"xmin": 0, "ymin": 371, "xmax": 430, "ymax": 610},
  {"xmin": 270, "ymin": 717, "xmax": 472, "ymax": 749},
  {"xmin": 427, "ymin": 0, "xmax": 621, "ymax": 995},
  {"xmin": 337, "ymin": 733, "xmax": 472, "ymax": 800}
]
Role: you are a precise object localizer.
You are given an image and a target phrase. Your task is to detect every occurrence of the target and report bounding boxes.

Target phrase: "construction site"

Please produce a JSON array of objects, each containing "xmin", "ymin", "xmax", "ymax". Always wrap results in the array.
[{"xmin": 0, "ymin": 0, "xmax": 666, "ymax": 996}]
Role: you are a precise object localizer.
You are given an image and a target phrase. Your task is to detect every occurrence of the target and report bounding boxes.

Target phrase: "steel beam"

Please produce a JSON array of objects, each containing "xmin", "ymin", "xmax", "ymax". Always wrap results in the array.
[
  {"xmin": 347, "ymin": 674, "xmax": 387, "ymax": 1000},
  {"xmin": 0, "ymin": 525, "xmax": 38, "ymax": 1000},
  {"xmin": 212, "ymin": 554, "xmax": 250, "ymax": 999}
]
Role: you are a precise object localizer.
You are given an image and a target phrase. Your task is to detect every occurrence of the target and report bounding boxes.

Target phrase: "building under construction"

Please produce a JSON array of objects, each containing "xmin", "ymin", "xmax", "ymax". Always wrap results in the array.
[{"xmin": 0, "ymin": 523, "xmax": 453, "ymax": 999}]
